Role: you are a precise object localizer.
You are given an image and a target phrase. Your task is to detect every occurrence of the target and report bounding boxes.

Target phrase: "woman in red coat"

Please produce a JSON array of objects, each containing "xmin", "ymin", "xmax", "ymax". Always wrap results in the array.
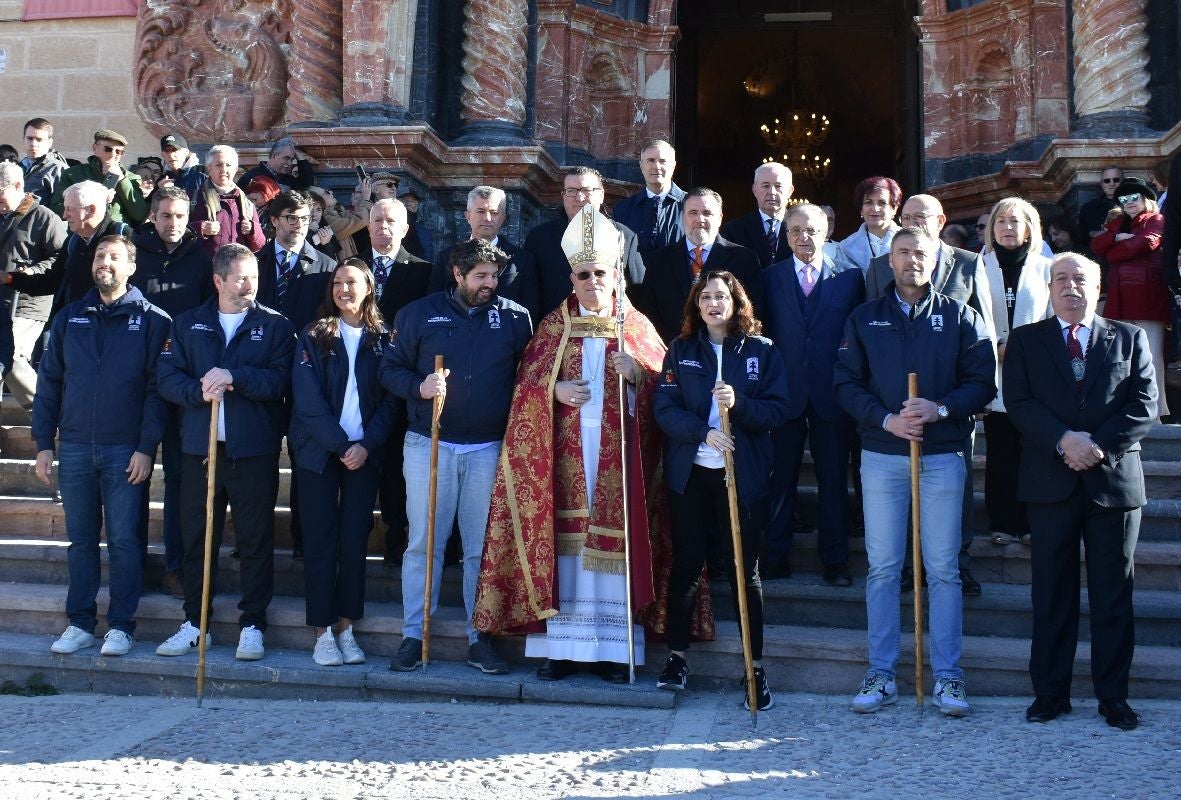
[{"xmin": 1092, "ymin": 176, "xmax": 1169, "ymax": 417}]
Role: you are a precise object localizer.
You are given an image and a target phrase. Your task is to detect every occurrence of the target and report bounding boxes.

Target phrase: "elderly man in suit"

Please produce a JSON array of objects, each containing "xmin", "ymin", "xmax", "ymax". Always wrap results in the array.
[
  {"xmin": 634, "ymin": 187, "xmax": 762, "ymax": 343},
  {"xmin": 719, "ymin": 162, "xmax": 794, "ymax": 268},
  {"xmin": 611, "ymin": 139, "xmax": 686, "ymax": 259},
  {"xmin": 1004, "ymin": 253, "xmax": 1156, "ymax": 731},
  {"xmin": 865, "ymin": 193, "xmax": 995, "ymax": 596},
  {"xmin": 761, "ymin": 203, "xmax": 865, "ymax": 583}
]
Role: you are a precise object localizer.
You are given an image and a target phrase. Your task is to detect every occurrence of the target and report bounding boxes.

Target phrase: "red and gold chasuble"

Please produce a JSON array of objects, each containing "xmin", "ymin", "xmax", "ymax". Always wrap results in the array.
[{"xmin": 473, "ymin": 295, "xmax": 714, "ymax": 641}]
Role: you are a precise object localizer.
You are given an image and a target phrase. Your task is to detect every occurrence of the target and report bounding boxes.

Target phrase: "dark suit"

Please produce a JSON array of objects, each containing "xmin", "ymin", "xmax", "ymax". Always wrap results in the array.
[
  {"xmin": 721, "ymin": 210, "xmax": 790, "ymax": 268},
  {"xmin": 612, "ymin": 184, "xmax": 686, "ymax": 258},
  {"xmin": 254, "ymin": 240, "xmax": 336, "ymax": 333},
  {"xmin": 761, "ymin": 256, "xmax": 865, "ymax": 568},
  {"xmin": 868, "ymin": 243, "xmax": 988, "ymax": 568},
  {"xmin": 523, "ymin": 214, "xmax": 646, "ymax": 320},
  {"xmin": 429, "ymin": 238, "xmax": 541, "ymax": 325},
  {"xmin": 358, "ymin": 247, "xmax": 434, "ymax": 542},
  {"xmin": 1004, "ymin": 315, "xmax": 1156, "ymax": 701},
  {"xmin": 635, "ymin": 236, "xmax": 763, "ymax": 343}
]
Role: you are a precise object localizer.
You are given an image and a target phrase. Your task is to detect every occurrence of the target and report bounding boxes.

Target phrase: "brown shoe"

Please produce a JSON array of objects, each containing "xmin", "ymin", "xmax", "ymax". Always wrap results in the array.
[{"xmin": 160, "ymin": 569, "xmax": 184, "ymax": 599}]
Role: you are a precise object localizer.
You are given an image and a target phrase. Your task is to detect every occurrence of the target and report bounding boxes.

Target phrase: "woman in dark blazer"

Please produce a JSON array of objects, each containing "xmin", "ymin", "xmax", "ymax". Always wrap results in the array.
[
  {"xmin": 290, "ymin": 258, "xmax": 398, "ymax": 666},
  {"xmin": 652, "ymin": 270, "xmax": 790, "ymax": 709}
]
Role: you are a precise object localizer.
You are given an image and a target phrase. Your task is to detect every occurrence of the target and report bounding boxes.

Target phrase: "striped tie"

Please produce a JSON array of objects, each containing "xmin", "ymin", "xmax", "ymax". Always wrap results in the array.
[{"xmin": 276, "ymin": 250, "xmax": 294, "ymax": 305}]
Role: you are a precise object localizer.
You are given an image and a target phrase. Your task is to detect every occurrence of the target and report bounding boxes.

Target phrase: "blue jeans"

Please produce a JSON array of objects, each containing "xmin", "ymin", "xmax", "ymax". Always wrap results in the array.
[
  {"xmin": 57, "ymin": 441, "xmax": 146, "ymax": 635},
  {"xmin": 861, "ymin": 449, "xmax": 965, "ymax": 681},
  {"xmin": 401, "ymin": 431, "xmax": 501, "ymax": 645}
]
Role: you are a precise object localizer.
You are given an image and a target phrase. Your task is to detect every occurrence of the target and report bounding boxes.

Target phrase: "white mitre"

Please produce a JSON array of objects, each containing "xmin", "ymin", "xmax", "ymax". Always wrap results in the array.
[{"xmin": 561, "ymin": 202, "xmax": 619, "ymax": 266}]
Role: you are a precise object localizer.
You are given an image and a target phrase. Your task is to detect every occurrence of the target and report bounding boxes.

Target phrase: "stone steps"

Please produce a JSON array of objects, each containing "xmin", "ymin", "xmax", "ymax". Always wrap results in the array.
[{"xmin": 3, "ymin": 582, "xmax": 1178, "ymax": 699}]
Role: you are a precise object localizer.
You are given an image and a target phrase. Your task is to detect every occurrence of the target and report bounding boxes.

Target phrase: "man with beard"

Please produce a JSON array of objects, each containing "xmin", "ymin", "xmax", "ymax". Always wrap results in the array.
[
  {"xmin": 379, "ymin": 239, "xmax": 532, "ymax": 674},
  {"xmin": 33, "ymin": 235, "xmax": 171, "ymax": 657}
]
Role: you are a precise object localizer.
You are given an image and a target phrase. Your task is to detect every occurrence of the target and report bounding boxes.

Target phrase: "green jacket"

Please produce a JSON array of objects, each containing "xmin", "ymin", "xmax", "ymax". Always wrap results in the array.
[{"xmin": 50, "ymin": 156, "xmax": 148, "ymax": 226}]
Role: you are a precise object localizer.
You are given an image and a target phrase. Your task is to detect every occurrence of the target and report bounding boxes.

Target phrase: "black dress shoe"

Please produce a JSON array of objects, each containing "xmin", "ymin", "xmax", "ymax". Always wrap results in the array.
[
  {"xmin": 762, "ymin": 559, "xmax": 792, "ymax": 581},
  {"xmin": 1026, "ymin": 696, "xmax": 1072, "ymax": 723},
  {"xmin": 592, "ymin": 661, "xmax": 629, "ymax": 683},
  {"xmin": 960, "ymin": 569, "xmax": 982, "ymax": 596},
  {"xmin": 537, "ymin": 659, "xmax": 578, "ymax": 681},
  {"xmin": 1098, "ymin": 698, "xmax": 1141, "ymax": 730},
  {"xmin": 823, "ymin": 563, "xmax": 853, "ymax": 587}
]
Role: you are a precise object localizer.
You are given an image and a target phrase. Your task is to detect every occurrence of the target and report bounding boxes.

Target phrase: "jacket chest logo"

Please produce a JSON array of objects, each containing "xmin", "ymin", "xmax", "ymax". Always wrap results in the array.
[
  {"xmin": 930, "ymin": 314, "xmax": 943, "ymax": 332},
  {"xmin": 250, "ymin": 325, "xmax": 264, "ymax": 342},
  {"xmin": 488, "ymin": 309, "xmax": 501, "ymax": 330},
  {"xmin": 127, "ymin": 314, "xmax": 142, "ymax": 332},
  {"xmin": 746, "ymin": 357, "xmax": 760, "ymax": 381}
]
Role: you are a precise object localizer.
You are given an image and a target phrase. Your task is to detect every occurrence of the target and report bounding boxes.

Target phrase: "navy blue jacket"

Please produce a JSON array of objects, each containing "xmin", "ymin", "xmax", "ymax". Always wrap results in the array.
[
  {"xmin": 32, "ymin": 286, "xmax": 171, "ymax": 454},
  {"xmin": 157, "ymin": 297, "xmax": 296, "ymax": 459},
  {"xmin": 130, "ymin": 226, "xmax": 215, "ymax": 317},
  {"xmin": 612, "ymin": 184, "xmax": 686, "ymax": 257},
  {"xmin": 379, "ymin": 289, "xmax": 532, "ymax": 443},
  {"xmin": 289, "ymin": 322, "xmax": 400, "ymax": 473},
  {"xmin": 834, "ymin": 288, "xmax": 996, "ymax": 457},
  {"xmin": 761, "ymin": 255, "xmax": 865, "ymax": 420},
  {"xmin": 654, "ymin": 331, "xmax": 790, "ymax": 505}
]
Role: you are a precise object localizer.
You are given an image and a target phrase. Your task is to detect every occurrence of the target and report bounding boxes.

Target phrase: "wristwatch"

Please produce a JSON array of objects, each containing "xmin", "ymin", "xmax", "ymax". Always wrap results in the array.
[{"xmin": 936, "ymin": 404, "xmax": 949, "ymax": 420}]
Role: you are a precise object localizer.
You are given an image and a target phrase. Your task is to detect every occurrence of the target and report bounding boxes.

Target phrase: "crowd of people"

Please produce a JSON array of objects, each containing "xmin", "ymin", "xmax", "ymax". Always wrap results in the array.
[{"xmin": 1, "ymin": 119, "xmax": 1174, "ymax": 731}]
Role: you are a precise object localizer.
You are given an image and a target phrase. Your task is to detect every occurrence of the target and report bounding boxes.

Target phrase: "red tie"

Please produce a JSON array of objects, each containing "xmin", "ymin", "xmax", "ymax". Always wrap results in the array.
[
  {"xmin": 1066, "ymin": 323, "xmax": 1085, "ymax": 386},
  {"xmin": 691, "ymin": 247, "xmax": 704, "ymax": 280}
]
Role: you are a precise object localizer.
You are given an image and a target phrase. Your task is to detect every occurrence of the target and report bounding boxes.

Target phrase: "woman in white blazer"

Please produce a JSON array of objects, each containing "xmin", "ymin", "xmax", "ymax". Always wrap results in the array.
[{"xmin": 980, "ymin": 197, "xmax": 1054, "ymax": 544}]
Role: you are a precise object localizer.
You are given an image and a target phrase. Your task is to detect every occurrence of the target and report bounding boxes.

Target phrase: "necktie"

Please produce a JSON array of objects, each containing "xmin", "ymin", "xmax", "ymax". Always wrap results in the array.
[
  {"xmin": 373, "ymin": 256, "xmax": 390, "ymax": 299},
  {"xmin": 1067, "ymin": 323, "xmax": 1086, "ymax": 385},
  {"xmin": 800, "ymin": 264, "xmax": 816, "ymax": 297},
  {"xmin": 648, "ymin": 196, "xmax": 662, "ymax": 251},
  {"xmin": 691, "ymin": 247, "xmax": 704, "ymax": 281},
  {"xmin": 276, "ymin": 250, "xmax": 294, "ymax": 305},
  {"xmin": 766, "ymin": 218, "xmax": 778, "ymax": 257}
]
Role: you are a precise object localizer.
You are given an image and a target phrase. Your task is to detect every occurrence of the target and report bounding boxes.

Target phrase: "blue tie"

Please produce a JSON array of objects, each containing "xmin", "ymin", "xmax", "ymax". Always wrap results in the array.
[
  {"xmin": 766, "ymin": 218, "xmax": 778, "ymax": 258},
  {"xmin": 373, "ymin": 256, "xmax": 390, "ymax": 299},
  {"xmin": 276, "ymin": 250, "xmax": 294, "ymax": 305}
]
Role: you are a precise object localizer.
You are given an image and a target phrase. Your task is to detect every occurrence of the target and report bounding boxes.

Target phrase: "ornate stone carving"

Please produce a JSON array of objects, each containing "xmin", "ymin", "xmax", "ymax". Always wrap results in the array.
[
  {"xmin": 1072, "ymin": 0, "xmax": 1151, "ymax": 117},
  {"xmin": 134, "ymin": 0, "xmax": 292, "ymax": 142},
  {"xmin": 287, "ymin": 0, "xmax": 344, "ymax": 124},
  {"xmin": 460, "ymin": 0, "xmax": 528, "ymax": 128}
]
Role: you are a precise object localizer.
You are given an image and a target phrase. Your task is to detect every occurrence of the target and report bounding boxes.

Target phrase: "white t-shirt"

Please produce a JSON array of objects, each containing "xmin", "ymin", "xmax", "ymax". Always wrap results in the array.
[
  {"xmin": 694, "ymin": 341, "xmax": 725, "ymax": 469},
  {"xmin": 338, "ymin": 322, "xmax": 365, "ymax": 441},
  {"xmin": 216, "ymin": 310, "xmax": 248, "ymax": 441}
]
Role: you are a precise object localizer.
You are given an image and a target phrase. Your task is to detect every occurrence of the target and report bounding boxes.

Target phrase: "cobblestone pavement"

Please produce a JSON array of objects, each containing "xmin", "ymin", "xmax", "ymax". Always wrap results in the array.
[{"xmin": 1, "ymin": 691, "xmax": 1178, "ymax": 799}]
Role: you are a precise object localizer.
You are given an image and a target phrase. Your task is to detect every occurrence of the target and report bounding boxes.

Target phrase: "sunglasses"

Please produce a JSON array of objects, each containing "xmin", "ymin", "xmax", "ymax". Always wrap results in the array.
[
  {"xmin": 1100, "ymin": 177, "xmax": 1122, "ymax": 184},
  {"xmin": 574, "ymin": 269, "xmax": 609, "ymax": 281},
  {"xmin": 1117, "ymin": 193, "xmax": 1142, "ymax": 204},
  {"xmin": 101, "ymin": 145, "xmax": 125, "ymax": 155}
]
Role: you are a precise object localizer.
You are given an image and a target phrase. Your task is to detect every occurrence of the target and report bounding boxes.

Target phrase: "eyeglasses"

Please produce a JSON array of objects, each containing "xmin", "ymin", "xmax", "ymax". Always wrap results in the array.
[
  {"xmin": 899, "ymin": 213, "xmax": 932, "ymax": 225},
  {"xmin": 562, "ymin": 187, "xmax": 603, "ymax": 198},
  {"xmin": 573, "ymin": 269, "xmax": 609, "ymax": 281},
  {"xmin": 281, "ymin": 214, "xmax": 312, "ymax": 226},
  {"xmin": 380, "ymin": 182, "xmax": 396, "ymax": 188},
  {"xmin": 101, "ymin": 145, "xmax": 124, "ymax": 155},
  {"xmin": 1117, "ymin": 193, "xmax": 1142, "ymax": 204},
  {"xmin": 788, "ymin": 226, "xmax": 822, "ymax": 238},
  {"xmin": 1100, "ymin": 177, "xmax": 1122, "ymax": 184}
]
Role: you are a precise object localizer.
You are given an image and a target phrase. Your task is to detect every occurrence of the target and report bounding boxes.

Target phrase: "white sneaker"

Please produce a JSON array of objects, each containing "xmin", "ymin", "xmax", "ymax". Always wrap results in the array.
[
  {"xmin": 50, "ymin": 625, "xmax": 95, "ymax": 654},
  {"xmin": 851, "ymin": 672, "xmax": 898, "ymax": 713},
  {"xmin": 336, "ymin": 625, "xmax": 366, "ymax": 665},
  {"xmin": 313, "ymin": 630, "xmax": 344, "ymax": 666},
  {"xmin": 933, "ymin": 677, "xmax": 971, "ymax": 717},
  {"xmin": 100, "ymin": 629, "xmax": 133, "ymax": 656},
  {"xmin": 236, "ymin": 625, "xmax": 265, "ymax": 660},
  {"xmin": 156, "ymin": 621, "xmax": 209, "ymax": 657}
]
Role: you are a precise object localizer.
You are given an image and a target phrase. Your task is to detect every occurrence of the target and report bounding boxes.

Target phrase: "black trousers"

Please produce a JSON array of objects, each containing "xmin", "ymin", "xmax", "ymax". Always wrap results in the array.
[
  {"xmin": 667, "ymin": 464, "xmax": 765, "ymax": 659},
  {"xmin": 984, "ymin": 411, "xmax": 1030, "ymax": 536},
  {"xmin": 299, "ymin": 459, "xmax": 380, "ymax": 627},
  {"xmin": 1028, "ymin": 482, "xmax": 1139, "ymax": 700},
  {"xmin": 180, "ymin": 448, "xmax": 279, "ymax": 632},
  {"xmin": 378, "ymin": 415, "xmax": 409, "ymax": 553}
]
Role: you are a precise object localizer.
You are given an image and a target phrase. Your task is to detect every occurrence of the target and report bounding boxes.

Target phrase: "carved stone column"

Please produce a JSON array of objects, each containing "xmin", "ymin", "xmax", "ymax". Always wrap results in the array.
[
  {"xmin": 287, "ymin": 0, "xmax": 344, "ymax": 125},
  {"xmin": 338, "ymin": 0, "xmax": 418, "ymax": 123},
  {"xmin": 1072, "ymin": 0, "xmax": 1152, "ymax": 136},
  {"xmin": 455, "ymin": 0, "xmax": 529, "ymax": 143}
]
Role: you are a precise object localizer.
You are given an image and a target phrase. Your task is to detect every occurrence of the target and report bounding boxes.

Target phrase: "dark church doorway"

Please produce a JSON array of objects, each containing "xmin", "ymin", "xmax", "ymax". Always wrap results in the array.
[{"xmin": 672, "ymin": 1, "xmax": 921, "ymax": 239}]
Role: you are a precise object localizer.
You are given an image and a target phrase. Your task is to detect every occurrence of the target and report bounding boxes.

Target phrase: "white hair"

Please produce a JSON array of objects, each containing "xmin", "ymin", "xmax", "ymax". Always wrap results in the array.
[
  {"xmin": 63, "ymin": 180, "xmax": 108, "ymax": 209},
  {"xmin": 206, "ymin": 144, "xmax": 239, "ymax": 165}
]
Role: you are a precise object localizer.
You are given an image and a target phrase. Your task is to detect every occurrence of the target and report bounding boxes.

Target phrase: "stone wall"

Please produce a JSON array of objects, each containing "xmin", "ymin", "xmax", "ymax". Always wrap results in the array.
[{"xmin": 0, "ymin": 3, "xmax": 156, "ymax": 160}]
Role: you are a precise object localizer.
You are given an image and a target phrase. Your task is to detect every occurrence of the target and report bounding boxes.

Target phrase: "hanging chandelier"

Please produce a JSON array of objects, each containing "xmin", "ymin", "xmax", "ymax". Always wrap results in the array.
[{"xmin": 759, "ymin": 111, "xmax": 832, "ymax": 184}]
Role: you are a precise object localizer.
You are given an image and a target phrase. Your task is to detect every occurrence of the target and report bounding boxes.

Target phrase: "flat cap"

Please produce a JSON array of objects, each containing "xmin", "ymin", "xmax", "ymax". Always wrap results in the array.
[{"xmin": 93, "ymin": 129, "xmax": 128, "ymax": 147}]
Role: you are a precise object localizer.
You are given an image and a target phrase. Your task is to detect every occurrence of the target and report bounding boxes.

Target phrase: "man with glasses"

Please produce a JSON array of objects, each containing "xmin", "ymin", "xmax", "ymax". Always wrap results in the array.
[
  {"xmin": 238, "ymin": 136, "xmax": 316, "ymax": 192},
  {"xmin": 1077, "ymin": 166, "xmax": 1124, "ymax": 260},
  {"xmin": 863, "ymin": 193, "xmax": 994, "ymax": 596},
  {"xmin": 761, "ymin": 203, "xmax": 865, "ymax": 585},
  {"xmin": 523, "ymin": 167, "xmax": 645, "ymax": 318},
  {"xmin": 51, "ymin": 129, "xmax": 148, "ymax": 226}
]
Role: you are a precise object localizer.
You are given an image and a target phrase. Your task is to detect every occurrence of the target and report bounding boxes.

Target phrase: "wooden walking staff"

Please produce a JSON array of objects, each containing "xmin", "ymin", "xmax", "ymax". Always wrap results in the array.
[
  {"xmin": 907, "ymin": 372, "xmax": 925, "ymax": 707},
  {"xmin": 196, "ymin": 396, "xmax": 220, "ymax": 707},
  {"xmin": 421, "ymin": 355, "xmax": 446, "ymax": 670},
  {"xmin": 614, "ymin": 238, "xmax": 637, "ymax": 684},
  {"xmin": 718, "ymin": 353, "xmax": 759, "ymax": 726}
]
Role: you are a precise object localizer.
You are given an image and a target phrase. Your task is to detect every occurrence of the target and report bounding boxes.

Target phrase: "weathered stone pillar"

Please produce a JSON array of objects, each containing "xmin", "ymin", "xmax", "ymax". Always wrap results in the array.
[
  {"xmin": 455, "ymin": 0, "xmax": 530, "ymax": 143},
  {"xmin": 1072, "ymin": 0, "xmax": 1152, "ymax": 136},
  {"xmin": 287, "ymin": 0, "xmax": 344, "ymax": 125},
  {"xmin": 338, "ymin": 0, "xmax": 418, "ymax": 123}
]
